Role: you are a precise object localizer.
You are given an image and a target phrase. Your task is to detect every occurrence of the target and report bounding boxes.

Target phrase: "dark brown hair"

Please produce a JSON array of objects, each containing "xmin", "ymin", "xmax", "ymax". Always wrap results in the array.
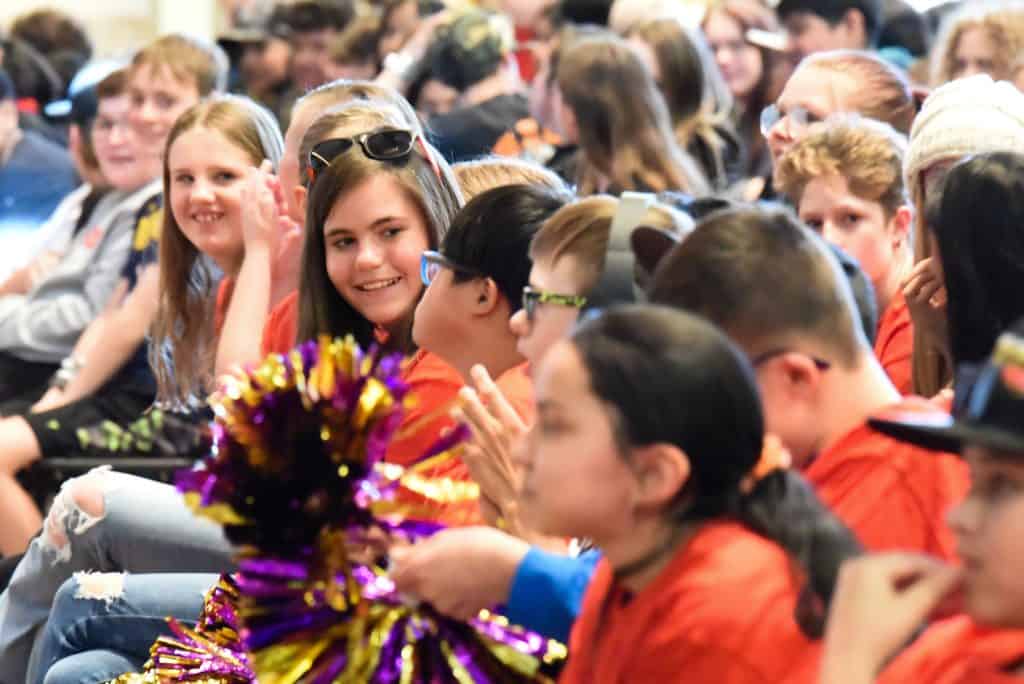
[
  {"xmin": 298, "ymin": 133, "xmax": 462, "ymax": 352},
  {"xmin": 649, "ymin": 206, "xmax": 865, "ymax": 368}
]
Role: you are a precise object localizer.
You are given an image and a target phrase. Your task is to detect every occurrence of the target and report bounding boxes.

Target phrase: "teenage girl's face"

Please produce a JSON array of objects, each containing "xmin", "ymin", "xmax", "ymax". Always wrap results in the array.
[
  {"xmin": 798, "ymin": 174, "xmax": 905, "ymax": 298},
  {"xmin": 767, "ymin": 65, "xmax": 859, "ymax": 166},
  {"xmin": 129, "ymin": 64, "xmax": 202, "ymax": 161},
  {"xmin": 953, "ymin": 27, "xmax": 999, "ymax": 81},
  {"xmin": 509, "ymin": 255, "xmax": 584, "ymax": 370},
  {"xmin": 323, "ymin": 174, "xmax": 431, "ymax": 331},
  {"xmin": 519, "ymin": 339, "xmax": 635, "ymax": 541},
  {"xmin": 167, "ymin": 126, "xmax": 252, "ymax": 272},
  {"xmin": 948, "ymin": 447, "xmax": 1024, "ymax": 628},
  {"xmin": 704, "ymin": 11, "xmax": 764, "ymax": 100}
]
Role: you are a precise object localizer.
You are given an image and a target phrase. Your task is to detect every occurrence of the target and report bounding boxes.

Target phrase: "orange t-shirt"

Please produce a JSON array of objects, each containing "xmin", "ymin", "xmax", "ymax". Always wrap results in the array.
[
  {"xmin": 559, "ymin": 521, "xmax": 821, "ymax": 684},
  {"xmin": 880, "ymin": 616, "xmax": 1024, "ymax": 684},
  {"xmin": 261, "ymin": 290, "xmax": 299, "ymax": 358},
  {"xmin": 805, "ymin": 398, "xmax": 969, "ymax": 560},
  {"xmin": 214, "ymin": 277, "xmax": 235, "ymax": 336},
  {"xmin": 387, "ymin": 355, "xmax": 535, "ymax": 525},
  {"xmin": 875, "ymin": 292, "xmax": 914, "ymax": 395}
]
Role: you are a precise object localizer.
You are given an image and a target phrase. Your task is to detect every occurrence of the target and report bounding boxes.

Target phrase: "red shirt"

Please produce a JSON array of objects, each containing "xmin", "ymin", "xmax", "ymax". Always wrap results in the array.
[
  {"xmin": 560, "ymin": 521, "xmax": 822, "ymax": 684},
  {"xmin": 806, "ymin": 398, "xmax": 969, "ymax": 560},
  {"xmin": 875, "ymin": 292, "xmax": 914, "ymax": 395},
  {"xmin": 261, "ymin": 290, "xmax": 299, "ymax": 358},
  {"xmin": 881, "ymin": 616, "xmax": 1024, "ymax": 683}
]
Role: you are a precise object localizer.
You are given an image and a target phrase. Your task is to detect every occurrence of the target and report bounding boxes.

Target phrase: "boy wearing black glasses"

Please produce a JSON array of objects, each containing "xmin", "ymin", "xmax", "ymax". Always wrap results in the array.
[{"xmin": 649, "ymin": 205, "xmax": 968, "ymax": 560}]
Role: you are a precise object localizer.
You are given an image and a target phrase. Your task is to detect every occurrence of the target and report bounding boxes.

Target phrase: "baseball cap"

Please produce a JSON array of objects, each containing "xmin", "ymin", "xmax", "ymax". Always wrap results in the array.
[
  {"xmin": 870, "ymin": 319, "xmax": 1024, "ymax": 454},
  {"xmin": 44, "ymin": 57, "xmax": 126, "ymax": 123}
]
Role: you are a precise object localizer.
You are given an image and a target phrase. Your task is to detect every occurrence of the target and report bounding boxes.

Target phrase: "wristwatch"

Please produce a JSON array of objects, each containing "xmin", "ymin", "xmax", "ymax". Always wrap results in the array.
[{"xmin": 50, "ymin": 355, "xmax": 84, "ymax": 390}]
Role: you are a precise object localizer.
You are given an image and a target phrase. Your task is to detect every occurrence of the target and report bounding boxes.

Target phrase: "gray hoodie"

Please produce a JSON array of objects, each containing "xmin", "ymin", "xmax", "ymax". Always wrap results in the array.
[{"xmin": 0, "ymin": 178, "xmax": 161, "ymax": 363}]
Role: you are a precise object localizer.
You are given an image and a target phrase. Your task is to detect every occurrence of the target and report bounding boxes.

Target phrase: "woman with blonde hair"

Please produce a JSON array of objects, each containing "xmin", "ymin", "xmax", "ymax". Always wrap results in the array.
[
  {"xmin": 555, "ymin": 33, "xmax": 710, "ymax": 196},
  {"xmin": 930, "ymin": 1, "xmax": 1024, "ymax": 87},
  {"xmin": 626, "ymin": 16, "xmax": 742, "ymax": 190}
]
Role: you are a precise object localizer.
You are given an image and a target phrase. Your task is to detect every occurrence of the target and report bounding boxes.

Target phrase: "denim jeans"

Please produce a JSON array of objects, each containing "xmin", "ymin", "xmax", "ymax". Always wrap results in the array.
[
  {"xmin": 0, "ymin": 469, "xmax": 235, "ymax": 684},
  {"xmin": 33, "ymin": 572, "xmax": 218, "ymax": 684}
]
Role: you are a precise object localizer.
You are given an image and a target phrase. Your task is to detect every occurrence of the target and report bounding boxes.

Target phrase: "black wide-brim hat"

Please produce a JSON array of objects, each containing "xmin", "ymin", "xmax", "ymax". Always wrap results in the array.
[{"xmin": 870, "ymin": 329, "xmax": 1024, "ymax": 455}]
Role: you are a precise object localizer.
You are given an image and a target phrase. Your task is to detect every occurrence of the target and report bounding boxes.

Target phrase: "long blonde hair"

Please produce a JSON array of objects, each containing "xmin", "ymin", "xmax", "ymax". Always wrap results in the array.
[
  {"xmin": 931, "ymin": 2, "xmax": 1024, "ymax": 86},
  {"xmin": 150, "ymin": 95, "xmax": 284, "ymax": 406},
  {"xmin": 556, "ymin": 34, "xmax": 710, "ymax": 196}
]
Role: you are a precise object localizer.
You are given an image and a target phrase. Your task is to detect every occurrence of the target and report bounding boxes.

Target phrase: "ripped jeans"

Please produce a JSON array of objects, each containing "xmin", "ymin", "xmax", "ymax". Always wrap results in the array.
[
  {"xmin": 32, "ymin": 573, "xmax": 217, "ymax": 684},
  {"xmin": 0, "ymin": 469, "xmax": 235, "ymax": 684}
]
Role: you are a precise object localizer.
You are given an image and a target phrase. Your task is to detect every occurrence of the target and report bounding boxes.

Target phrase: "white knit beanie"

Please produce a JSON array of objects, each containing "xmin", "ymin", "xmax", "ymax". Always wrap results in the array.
[{"xmin": 904, "ymin": 74, "xmax": 1024, "ymax": 191}]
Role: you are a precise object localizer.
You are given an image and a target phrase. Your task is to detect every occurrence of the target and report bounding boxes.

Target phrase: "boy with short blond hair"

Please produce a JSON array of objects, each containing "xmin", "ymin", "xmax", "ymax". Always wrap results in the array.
[{"xmin": 776, "ymin": 116, "xmax": 914, "ymax": 393}]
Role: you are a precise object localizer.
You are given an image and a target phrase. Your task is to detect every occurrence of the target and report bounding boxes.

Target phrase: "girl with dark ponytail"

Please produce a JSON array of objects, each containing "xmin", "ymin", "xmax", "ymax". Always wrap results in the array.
[{"xmin": 520, "ymin": 304, "xmax": 860, "ymax": 683}]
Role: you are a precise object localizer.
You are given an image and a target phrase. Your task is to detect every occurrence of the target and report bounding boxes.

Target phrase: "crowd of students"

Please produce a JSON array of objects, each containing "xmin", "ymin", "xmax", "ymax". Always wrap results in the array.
[{"xmin": 0, "ymin": 0, "xmax": 1022, "ymax": 681}]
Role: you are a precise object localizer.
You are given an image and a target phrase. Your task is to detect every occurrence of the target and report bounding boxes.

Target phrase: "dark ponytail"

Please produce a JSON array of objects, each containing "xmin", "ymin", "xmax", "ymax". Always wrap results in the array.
[
  {"xmin": 573, "ymin": 304, "xmax": 861, "ymax": 638},
  {"xmin": 737, "ymin": 471, "xmax": 862, "ymax": 636}
]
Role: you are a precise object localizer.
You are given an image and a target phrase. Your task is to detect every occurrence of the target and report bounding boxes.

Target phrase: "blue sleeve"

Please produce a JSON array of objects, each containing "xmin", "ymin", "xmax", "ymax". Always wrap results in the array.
[{"xmin": 505, "ymin": 548, "xmax": 601, "ymax": 643}]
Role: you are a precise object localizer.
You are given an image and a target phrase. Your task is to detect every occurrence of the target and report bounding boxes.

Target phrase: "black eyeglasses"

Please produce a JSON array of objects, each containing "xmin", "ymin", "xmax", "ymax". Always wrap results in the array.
[
  {"xmin": 521, "ymin": 286, "xmax": 587, "ymax": 322},
  {"xmin": 751, "ymin": 348, "xmax": 832, "ymax": 371},
  {"xmin": 307, "ymin": 128, "xmax": 420, "ymax": 184},
  {"xmin": 420, "ymin": 250, "xmax": 483, "ymax": 286}
]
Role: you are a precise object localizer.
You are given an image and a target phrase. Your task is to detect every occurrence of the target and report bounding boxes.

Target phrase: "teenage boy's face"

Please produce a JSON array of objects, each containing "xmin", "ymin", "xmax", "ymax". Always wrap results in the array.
[
  {"xmin": 509, "ymin": 256, "xmax": 584, "ymax": 371},
  {"xmin": 948, "ymin": 446, "xmax": 1024, "ymax": 628},
  {"xmin": 291, "ymin": 29, "xmax": 337, "ymax": 92},
  {"xmin": 93, "ymin": 93, "xmax": 162, "ymax": 190},
  {"xmin": 128, "ymin": 64, "xmax": 202, "ymax": 160},
  {"xmin": 783, "ymin": 11, "xmax": 862, "ymax": 59},
  {"xmin": 798, "ymin": 174, "xmax": 903, "ymax": 295}
]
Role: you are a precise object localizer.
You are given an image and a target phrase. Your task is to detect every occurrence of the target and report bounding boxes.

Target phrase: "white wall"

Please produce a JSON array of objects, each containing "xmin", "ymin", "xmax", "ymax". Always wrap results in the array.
[{"xmin": 0, "ymin": 0, "xmax": 222, "ymax": 57}]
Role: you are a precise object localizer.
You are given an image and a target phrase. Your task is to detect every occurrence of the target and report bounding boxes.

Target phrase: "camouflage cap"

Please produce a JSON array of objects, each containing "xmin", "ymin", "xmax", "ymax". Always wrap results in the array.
[{"xmin": 428, "ymin": 9, "xmax": 514, "ymax": 91}]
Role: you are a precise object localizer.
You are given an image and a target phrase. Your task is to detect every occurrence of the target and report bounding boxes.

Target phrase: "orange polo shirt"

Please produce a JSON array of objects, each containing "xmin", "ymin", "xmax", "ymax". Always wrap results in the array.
[
  {"xmin": 880, "ymin": 616, "xmax": 1024, "ymax": 684},
  {"xmin": 560, "ymin": 521, "xmax": 821, "ymax": 684},
  {"xmin": 806, "ymin": 398, "xmax": 969, "ymax": 560},
  {"xmin": 875, "ymin": 292, "xmax": 914, "ymax": 395}
]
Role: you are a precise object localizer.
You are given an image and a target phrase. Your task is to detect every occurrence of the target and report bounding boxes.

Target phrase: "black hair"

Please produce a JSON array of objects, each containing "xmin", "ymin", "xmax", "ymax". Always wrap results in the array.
[
  {"xmin": 556, "ymin": 0, "xmax": 613, "ymax": 27},
  {"xmin": 442, "ymin": 184, "xmax": 570, "ymax": 310},
  {"xmin": 777, "ymin": 0, "xmax": 883, "ymax": 45},
  {"xmin": 0, "ymin": 69, "xmax": 14, "ymax": 101},
  {"xmin": 573, "ymin": 305, "xmax": 861, "ymax": 637},
  {"xmin": 928, "ymin": 153, "xmax": 1024, "ymax": 374},
  {"xmin": 877, "ymin": 0, "xmax": 930, "ymax": 57},
  {"xmin": 285, "ymin": 0, "xmax": 355, "ymax": 34}
]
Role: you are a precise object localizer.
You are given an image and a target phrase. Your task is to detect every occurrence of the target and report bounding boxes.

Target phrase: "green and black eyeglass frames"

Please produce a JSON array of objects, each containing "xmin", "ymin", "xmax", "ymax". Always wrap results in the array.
[
  {"xmin": 307, "ymin": 128, "xmax": 436, "ymax": 185},
  {"xmin": 420, "ymin": 250, "xmax": 483, "ymax": 286},
  {"xmin": 521, "ymin": 286, "xmax": 587, "ymax": 321}
]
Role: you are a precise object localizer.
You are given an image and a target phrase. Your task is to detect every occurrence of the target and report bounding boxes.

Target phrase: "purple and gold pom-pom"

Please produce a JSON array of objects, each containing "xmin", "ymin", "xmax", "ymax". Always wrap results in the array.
[
  {"xmin": 117, "ymin": 337, "xmax": 566, "ymax": 683},
  {"xmin": 107, "ymin": 576, "xmax": 252, "ymax": 684},
  {"xmin": 177, "ymin": 336, "xmax": 410, "ymax": 557}
]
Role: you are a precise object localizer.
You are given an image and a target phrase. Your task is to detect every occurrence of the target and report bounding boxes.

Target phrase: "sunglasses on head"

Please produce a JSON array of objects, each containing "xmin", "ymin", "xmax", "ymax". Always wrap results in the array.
[{"xmin": 307, "ymin": 128, "xmax": 425, "ymax": 184}]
